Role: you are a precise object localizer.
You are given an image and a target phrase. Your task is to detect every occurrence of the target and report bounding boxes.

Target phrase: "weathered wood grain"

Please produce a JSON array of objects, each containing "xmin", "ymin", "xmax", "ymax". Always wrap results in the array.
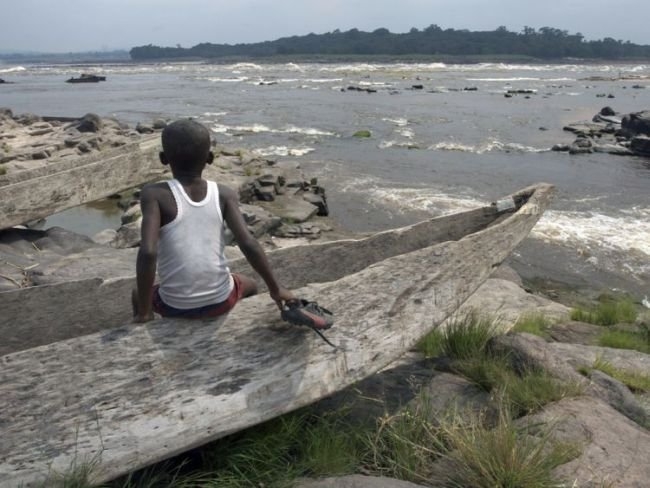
[
  {"xmin": 0, "ymin": 137, "xmax": 167, "ymax": 230},
  {"xmin": 0, "ymin": 184, "xmax": 553, "ymax": 487},
  {"xmin": 0, "ymin": 136, "xmax": 153, "ymax": 187},
  {"xmin": 2, "ymin": 187, "xmax": 524, "ymax": 355}
]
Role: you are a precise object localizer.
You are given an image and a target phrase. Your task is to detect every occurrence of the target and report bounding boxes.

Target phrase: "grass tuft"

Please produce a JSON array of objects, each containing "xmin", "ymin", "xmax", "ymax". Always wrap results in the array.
[
  {"xmin": 441, "ymin": 408, "xmax": 581, "ymax": 488},
  {"xmin": 586, "ymin": 357, "xmax": 650, "ymax": 393},
  {"xmin": 365, "ymin": 403, "xmax": 443, "ymax": 483},
  {"xmin": 32, "ymin": 454, "xmax": 103, "ymax": 488},
  {"xmin": 597, "ymin": 327, "xmax": 650, "ymax": 354},
  {"xmin": 570, "ymin": 297, "xmax": 638, "ymax": 326},
  {"xmin": 421, "ymin": 311, "xmax": 581, "ymax": 417},
  {"xmin": 442, "ymin": 312, "xmax": 500, "ymax": 360},
  {"xmin": 453, "ymin": 356, "xmax": 582, "ymax": 417},
  {"xmin": 512, "ymin": 313, "xmax": 552, "ymax": 338},
  {"xmin": 417, "ymin": 311, "xmax": 499, "ymax": 360}
]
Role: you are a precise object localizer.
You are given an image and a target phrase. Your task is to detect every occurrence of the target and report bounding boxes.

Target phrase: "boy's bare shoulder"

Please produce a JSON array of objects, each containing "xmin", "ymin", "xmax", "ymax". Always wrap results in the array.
[
  {"xmin": 140, "ymin": 182, "xmax": 171, "ymax": 200},
  {"xmin": 217, "ymin": 183, "xmax": 237, "ymax": 200}
]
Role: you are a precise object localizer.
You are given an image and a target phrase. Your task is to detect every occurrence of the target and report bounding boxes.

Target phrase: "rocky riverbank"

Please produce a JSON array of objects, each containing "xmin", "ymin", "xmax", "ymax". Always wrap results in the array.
[
  {"xmin": 306, "ymin": 273, "xmax": 649, "ymax": 487},
  {"xmin": 0, "ymin": 109, "xmax": 339, "ymax": 290}
]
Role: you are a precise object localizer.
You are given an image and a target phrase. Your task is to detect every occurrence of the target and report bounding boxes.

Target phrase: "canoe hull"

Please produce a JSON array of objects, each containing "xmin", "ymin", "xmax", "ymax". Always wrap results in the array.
[
  {"xmin": 2, "ymin": 185, "xmax": 532, "ymax": 355},
  {"xmin": 0, "ymin": 184, "xmax": 553, "ymax": 487}
]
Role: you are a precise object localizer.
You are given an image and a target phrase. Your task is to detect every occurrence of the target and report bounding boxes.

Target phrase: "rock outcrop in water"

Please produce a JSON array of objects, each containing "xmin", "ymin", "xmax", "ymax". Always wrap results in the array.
[
  {"xmin": 558, "ymin": 107, "xmax": 650, "ymax": 157},
  {"xmin": 0, "ymin": 110, "xmax": 335, "ymax": 287}
]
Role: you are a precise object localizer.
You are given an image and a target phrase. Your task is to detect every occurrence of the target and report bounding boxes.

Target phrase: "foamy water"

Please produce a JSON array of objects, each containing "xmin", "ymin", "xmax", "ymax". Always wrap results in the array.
[
  {"xmin": 534, "ymin": 209, "xmax": 650, "ymax": 256},
  {"xmin": 254, "ymin": 145, "xmax": 315, "ymax": 157},
  {"xmin": 328, "ymin": 168, "xmax": 650, "ymax": 285},
  {"xmin": 208, "ymin": 122, "xmax": 336, "ymax": 137},
  {"xmin": 429, "ymin": 140, "xmax": 548, "ymax": 154},
  {"xmin": 0, "ymin": 65, "xmax": 26, "ymax": 73}
]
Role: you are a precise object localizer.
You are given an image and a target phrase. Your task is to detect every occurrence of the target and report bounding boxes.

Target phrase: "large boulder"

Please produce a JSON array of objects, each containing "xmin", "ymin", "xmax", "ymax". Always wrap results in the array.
[
  {"xmin": 520, "ymin": 397, "xmax": 650, "ymax": 487},
  {"xmin": 239, "ymin": 203, "xmax": 281, "ymax": 237},
  {"xmin": 112, "ymin": 218, "xmax": 142, "ymax": 249},
  {"xmin": 630, "ymin": 135, "xmax": 650, "ymax": 156},
  {"xmin": 547, "ymin": 320, "xmax": 603, "ymax": 345},
  {"xmin": 75, "ymin": 113, "xmax": 102, "ymax": 133},
  {"xmin": 260, "ymin": 194, "xmax": 318, "ymax": 223},
  {"xmin": 414, "ymin": 372, "xmax": 495, "ymax": 425},
  {"xmin": 452, "ymin": 278, "xmax": 570, "ymax": 328},
  {"xmin": 491, "ymin": 333, "xmax": 649, "ymax": 424},
  {"xmin": 622, "ymin": 111, "xmax": 650, "ymax": 136}
]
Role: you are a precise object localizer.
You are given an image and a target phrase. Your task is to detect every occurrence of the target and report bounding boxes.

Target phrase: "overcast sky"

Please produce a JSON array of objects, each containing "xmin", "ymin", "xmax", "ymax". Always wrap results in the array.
[{"xmin": 2, "ymin": 0, "xmax": 649, "ymax": 53}]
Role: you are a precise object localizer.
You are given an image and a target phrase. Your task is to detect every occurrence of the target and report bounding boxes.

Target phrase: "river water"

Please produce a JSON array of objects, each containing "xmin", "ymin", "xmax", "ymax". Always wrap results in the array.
[{"xmin": 1, "ymin": 61, "xmax": 649, "ymax": 295}]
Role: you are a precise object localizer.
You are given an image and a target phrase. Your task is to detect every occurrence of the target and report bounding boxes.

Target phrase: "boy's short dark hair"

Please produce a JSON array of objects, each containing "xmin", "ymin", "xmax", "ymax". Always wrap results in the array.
[{"xmin": 161, "ymin": 119, "xmax": 211, "ymax": 168}]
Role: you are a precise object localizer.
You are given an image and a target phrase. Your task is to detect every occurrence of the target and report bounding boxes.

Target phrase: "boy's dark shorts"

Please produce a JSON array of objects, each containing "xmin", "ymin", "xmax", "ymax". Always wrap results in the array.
[{"xmin": 152, "ymin": 274, "xmax": 243, "ymax": 319}]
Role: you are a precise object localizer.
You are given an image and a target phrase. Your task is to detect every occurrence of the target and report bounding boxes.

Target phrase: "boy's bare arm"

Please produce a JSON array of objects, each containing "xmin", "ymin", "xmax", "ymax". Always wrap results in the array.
[
  {"xmin": 134, "ymin": 186, "xmax": 161, "ymax": 322},
  {"xmin": 219, "ymin": 184, "xmax": 294, "ymax": 308}
]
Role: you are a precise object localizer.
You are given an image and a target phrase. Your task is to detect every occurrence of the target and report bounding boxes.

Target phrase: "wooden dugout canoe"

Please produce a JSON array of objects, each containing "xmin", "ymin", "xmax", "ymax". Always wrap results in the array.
[
  {"xmin": 0, "ymin": 183, "xmax": 553, "ymax": 487},
  {"xmin": 3, "ymin": 184, "xmax": 547, "ymax": 355},
  {"xmin": 0, "ymin": 136, "xmax": 163, "ymax": 230}
]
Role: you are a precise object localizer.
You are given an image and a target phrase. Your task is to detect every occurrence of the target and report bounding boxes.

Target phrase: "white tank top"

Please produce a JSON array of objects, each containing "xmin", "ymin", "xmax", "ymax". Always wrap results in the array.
[{"xmin": 157, "ymin": 179, "xmax": 233, "ymax": 309}]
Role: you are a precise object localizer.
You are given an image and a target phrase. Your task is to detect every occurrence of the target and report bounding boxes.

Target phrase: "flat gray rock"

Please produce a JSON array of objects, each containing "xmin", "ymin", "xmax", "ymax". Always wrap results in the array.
[
  {"xmin": 452, "ymin": 278, "xmax": 570, "ymax": 330},
  {"xmin": 416, "ymin": 372, "xmax": 495, "ymax": 424},
  {"xmin": 520, "ymin": 397, "xmax": 650, "ymax": 488},
  {"xmin": 548, "ymin": 320, "xmax": 604, "ymax": 345},
  {"xmin": 549, "ymin": 342, "xmax": 650, "ymax": 375},
  {"xmin": 259, "ymin": 194, "xmax": 318, "ymax": 223}
]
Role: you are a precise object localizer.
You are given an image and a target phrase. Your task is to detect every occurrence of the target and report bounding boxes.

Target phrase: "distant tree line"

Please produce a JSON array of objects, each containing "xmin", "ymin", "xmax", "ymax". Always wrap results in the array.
[{"xmin": 130, "ymin": 26, "xmax": 650, "ymax": 61}]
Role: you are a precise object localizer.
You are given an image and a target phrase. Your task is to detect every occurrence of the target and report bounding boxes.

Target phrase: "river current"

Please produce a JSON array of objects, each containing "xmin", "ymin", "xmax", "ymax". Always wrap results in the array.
[{"xmin": 1, "ymin": 61, "xmax": 649, "ymax": 295}]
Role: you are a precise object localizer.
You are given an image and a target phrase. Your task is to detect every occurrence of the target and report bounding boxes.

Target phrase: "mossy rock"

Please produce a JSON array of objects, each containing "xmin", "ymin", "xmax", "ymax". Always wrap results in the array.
[{"xmin": 353, "ymin": 130, "xmax": 371, "ymax": 138}]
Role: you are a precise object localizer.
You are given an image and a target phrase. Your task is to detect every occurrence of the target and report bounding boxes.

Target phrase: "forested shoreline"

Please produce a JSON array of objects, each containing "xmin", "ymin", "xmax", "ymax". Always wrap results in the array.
[{"xmin": 130, "ymin": 26, "xmax": 650, "ymax": 61}]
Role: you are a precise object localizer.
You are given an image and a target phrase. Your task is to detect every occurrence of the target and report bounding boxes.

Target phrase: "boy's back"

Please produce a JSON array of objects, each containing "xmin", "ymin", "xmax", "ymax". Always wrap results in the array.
[
  {"xmin": 155, "ymin": 179, "xmax": 232, "ymax": 309},
  {"xmin": 132, "ymin": 119, "xmax": 294, "ymax": 322}
]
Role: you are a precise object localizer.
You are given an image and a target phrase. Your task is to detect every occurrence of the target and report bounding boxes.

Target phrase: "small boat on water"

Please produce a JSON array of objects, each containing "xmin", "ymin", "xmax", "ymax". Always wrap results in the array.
[
  {"xmin": 65, "ymin": 73, "xmax": 106, "ymax": 83},
  {"xmin": 0, "ymin": 183, "xmax": 553, "ymax": 487}
]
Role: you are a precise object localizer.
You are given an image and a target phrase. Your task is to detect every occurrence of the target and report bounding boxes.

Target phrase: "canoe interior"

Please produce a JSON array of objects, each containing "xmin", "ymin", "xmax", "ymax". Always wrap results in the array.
[{"xmin": 0, "ymin": 185, "xmax": 535, "ymax": 355}]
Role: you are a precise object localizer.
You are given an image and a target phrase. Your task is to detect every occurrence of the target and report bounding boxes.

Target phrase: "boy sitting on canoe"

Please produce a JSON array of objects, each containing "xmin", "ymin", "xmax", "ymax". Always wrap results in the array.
[{"xmin": 132, "ymin": 119, "xmax": 294, "ymax": 322}]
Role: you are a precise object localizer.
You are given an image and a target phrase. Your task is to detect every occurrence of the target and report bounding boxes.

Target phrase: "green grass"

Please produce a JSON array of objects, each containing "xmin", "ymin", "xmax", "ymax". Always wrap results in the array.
[
  {"xmin": 440, "ymin": 408, "xmax": 581, "ymax": 488},
  {"xmin": 512, "ymin": 313, "xmax": 552, "ymax": 338},
  {"xmin": 570, "ymin": 297, "xmax": 638, "ymax": 326},
  {"xmin": 31, "ymin": 452, "xmax": 104, "ymax": 488},
  {"xmin": 352, "ymin": 130, "xmax": 371, "ymax": 138},
  {"xmin": 108, "ymin": 410, "xmax": 366, "ymax": 488},
  {"xmin": 416, "ymin": 327, "xmax": 445, "ymax": 358},
  {"xmin": 597, "ymin": 327, "xmax": 650, "ymax": 354},
  {"xmin": 365, "ymin": 401, "xmax": 443, "ymax": 483},
  {"xmin": 581, "ymin": 357, "xmax": 650, "ymax": 393},
  {"xmin": 419, "ymin": 311, "xmax": 581, "ymax": 417},
  {"xmin": 0, "ymin": 166, "xmax": 6, "ymax": 176},
  {"xmin": 417, "ymin": 311, "xmax": 499, "ymax": 360},
  {"xmin": 452, "ymin": 356, "xmax": 582, "ymax": 417}
]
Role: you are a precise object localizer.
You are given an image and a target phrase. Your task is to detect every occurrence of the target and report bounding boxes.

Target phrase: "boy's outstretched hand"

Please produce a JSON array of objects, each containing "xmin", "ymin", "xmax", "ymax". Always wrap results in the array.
[{"xmin": 270, "ymin": 287, "xmax": 295, "ymax": 310}]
